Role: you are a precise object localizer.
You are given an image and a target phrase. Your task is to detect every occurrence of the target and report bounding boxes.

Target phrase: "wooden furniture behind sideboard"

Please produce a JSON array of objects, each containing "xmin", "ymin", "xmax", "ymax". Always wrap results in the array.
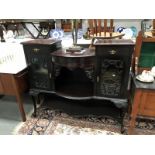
[
  {"xmin": 0, "ymin": 68, "xmax": 28, "ymax": 121},
  {"xmin": 128, "ymin": 30, "xmax": 155, "ymax": 134},
  {"xmin": 128, "ymin": 76, "xmax": 155, "ymax": 134}
]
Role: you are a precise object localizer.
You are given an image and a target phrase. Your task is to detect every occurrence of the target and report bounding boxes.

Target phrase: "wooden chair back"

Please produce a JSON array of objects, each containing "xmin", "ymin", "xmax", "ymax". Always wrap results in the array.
[
  {"xmin": 88, "ymin": 19, "xmax": 114, "ymax": 37},
  {"xmin": 88, "ymin": 19, "xmax": 124, "ymax": 47},
  {"xmin": 133, "ymin": 30, "xmax": 155, "ymax": 75}
]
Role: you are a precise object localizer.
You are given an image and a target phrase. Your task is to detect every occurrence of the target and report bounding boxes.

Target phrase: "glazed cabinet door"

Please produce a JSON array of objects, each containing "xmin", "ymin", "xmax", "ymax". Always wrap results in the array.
[
  {"xmin": 95, "ymin": 44, "xmax": 134, "ymax": 99},
  {"xmin": 21, "ymin": 39, "xmax": 62, "ymax": 91},
  {"xmin": 23, "ymin": 45, "xmax": 54, "ymax": 91}
]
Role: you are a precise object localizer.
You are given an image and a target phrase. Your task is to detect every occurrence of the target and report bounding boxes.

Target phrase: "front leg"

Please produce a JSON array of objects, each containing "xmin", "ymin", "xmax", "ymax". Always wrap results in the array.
[
  {"xmin": 120, "ymin": 108, "xmax": 126, "ymax": 134},
  {"xmin": 29, "ymin": 90, "xmax": 40, "ymax": 117},
  {"xmin": 0, "ymin": 95, "xmax": 4, "ymax": 99},
  {"xmin": 31, "ymin": 95, "xmax": 37, "ymax": 117}
]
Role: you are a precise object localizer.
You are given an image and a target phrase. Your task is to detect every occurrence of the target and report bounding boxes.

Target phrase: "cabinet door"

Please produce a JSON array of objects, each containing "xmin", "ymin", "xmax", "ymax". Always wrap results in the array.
[
  {"xmin": 95, "ymin": 45, "xmax": 134, "ymax": 99},
  {"xmin": 95, "ymin": 56, "xmax": 124, "ymax": 98},
  {"xmin": 23, "ymin": 45, "xmax": 54, "ymax": 91}
]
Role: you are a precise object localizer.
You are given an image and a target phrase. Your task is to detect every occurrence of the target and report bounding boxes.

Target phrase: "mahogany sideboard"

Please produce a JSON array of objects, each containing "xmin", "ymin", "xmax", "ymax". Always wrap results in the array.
[{"xmin": 21, "ymin": 39, "xmax": 135, "ymax": 132}]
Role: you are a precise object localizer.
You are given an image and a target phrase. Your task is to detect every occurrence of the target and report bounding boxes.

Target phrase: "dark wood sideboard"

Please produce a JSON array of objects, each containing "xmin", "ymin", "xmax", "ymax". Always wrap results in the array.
[{"xmin": 21, "ymin": 39, "xmax": 134, "ymax": 132}]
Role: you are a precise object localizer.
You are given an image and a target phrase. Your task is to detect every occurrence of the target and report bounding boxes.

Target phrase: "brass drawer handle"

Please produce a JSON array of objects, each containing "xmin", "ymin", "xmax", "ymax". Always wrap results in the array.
[
  {"xmin": 109, "ymin": 50, "xmax": 117, "ymax": 55},
  {"xmin": 33, "ymin": 48, "xmax": 40, "ymax": 52},
  {"xmin": 135, "ymin": 57, "xmax": 139, "ymax": 65},
  {"xmin": 135, "ymin": 57, "xmax": 139, "ymax": 75},
  {"xmin": 49, "ymin": 73, "xmax": 52, "ymax": 78}
]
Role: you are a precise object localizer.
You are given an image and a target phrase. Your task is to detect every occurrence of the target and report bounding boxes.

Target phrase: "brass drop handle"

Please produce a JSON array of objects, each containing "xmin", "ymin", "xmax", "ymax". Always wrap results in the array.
[
  {"xmin": 135, "ymin": 57, "xmax": 139, "ymax": 75},
  {"xmin": 109, "ymin": 50, "xmax": 117, "ymax": 55},
  {"xmin": 33, "ymin": 48, "xmax": 40, "ymax": 52},
  {"xmin": 49, "ymin": 73, "xmax": 52, "ymax": 78},
  {"xmin": 135, "ymin": 57, "xmax": 139, "ymax": 65},
  {"xmin": 97, "ymin": 76, "xmax": 100, "ymax": 82}
]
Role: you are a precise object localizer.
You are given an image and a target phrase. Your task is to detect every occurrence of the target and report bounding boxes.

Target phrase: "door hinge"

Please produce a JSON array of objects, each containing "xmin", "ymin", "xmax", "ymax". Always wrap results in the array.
[
  {"xmin": 33, "ymin": 48, "xmax": 40, "ymax": 52},
  {"xmin": 97, "ymin": 76, "xmax": 100, "ymax": 82},
  {"xmin": 49, "ymin": 73, "xmax": 52, "ymax": 78}
]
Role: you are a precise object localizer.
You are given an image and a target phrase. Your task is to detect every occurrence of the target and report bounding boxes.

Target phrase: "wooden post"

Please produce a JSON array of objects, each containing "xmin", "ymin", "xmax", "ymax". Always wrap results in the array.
[{"xmin": 152, "ymin": 19, "xmax": 155, "ymax": 36}]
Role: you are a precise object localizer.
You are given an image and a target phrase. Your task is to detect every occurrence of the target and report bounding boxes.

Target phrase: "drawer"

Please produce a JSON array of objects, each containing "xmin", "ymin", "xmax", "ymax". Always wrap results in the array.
[
  {"xmin": 23, "ymin": 43, "xmax": 61, "ymax": 56},
  {"xmin": 96, "ymin": 45, "xmax": 133, "ymax": 57},
  {"xmin": 23, "ymin": 45, "xmax": 54, "ymax": 66},
  {"xmin": 52, "ymin": 56, "xmax": 94, "ymax": 68},
  {"xmin": 23, "ymin": 45, "xmax": 51, "ymax": 57}
]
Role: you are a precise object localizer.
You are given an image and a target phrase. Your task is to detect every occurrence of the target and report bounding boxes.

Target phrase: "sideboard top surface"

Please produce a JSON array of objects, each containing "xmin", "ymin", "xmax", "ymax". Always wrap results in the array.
[
  {"xmin": 21, "ymin": 39, "xmax": 61, "ymax": 45},
  {"xmin": 94, "ymin": 39, "xmax": 135, "ymax": 45}
]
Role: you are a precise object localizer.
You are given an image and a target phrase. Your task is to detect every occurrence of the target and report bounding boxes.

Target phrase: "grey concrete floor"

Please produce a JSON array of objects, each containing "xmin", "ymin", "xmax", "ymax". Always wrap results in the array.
[{"xmin": 0, "ymin": 94, "xmax": 33, "ymax": 135}]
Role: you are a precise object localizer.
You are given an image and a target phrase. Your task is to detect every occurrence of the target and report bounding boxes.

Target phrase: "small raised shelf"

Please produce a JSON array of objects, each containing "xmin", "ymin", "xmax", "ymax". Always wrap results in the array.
[
  {"xmin": 52, "ymin": 49, "xmax": 95, "ymax": 99},
  {"xmin": 56, "ymin": 82, "xmax": 93, "ymax": 98}
]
